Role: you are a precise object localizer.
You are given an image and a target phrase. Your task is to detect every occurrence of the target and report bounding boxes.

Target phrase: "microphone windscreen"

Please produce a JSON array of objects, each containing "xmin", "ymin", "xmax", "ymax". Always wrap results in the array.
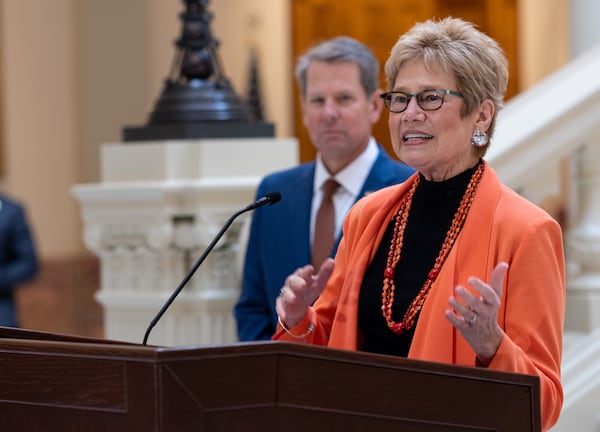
[{"xmin": 265, "ymin": 192, "xmax": 282, "ymax": 205}]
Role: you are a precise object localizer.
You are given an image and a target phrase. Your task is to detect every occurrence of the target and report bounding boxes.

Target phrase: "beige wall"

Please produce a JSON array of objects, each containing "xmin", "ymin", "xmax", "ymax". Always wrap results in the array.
[
  {"xmin": 518, "ymin": 0, "xmax": 570, "ymax": 89},
  {"xmin": 0, "ymin": 0, "xmax": 82, "ymax": 257},
  {"xmin": 0, "ymin": 0, "xmax": 568, "ymax": 259},
  {"xmin": 77, "ymin": 0, "xmax": 154, "ymax": 184}
]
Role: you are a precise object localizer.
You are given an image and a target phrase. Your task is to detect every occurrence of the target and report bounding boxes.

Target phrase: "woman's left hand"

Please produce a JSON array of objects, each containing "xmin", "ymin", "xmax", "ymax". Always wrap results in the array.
[{"xmin": 445, "ymin": 262, "xmax": 508, "ymax": 365}]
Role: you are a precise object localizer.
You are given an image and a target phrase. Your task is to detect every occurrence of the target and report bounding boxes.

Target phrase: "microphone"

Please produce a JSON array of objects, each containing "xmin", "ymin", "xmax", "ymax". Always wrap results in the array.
[
  {"xmin": 142, "ymin": 191, "xmax": 282, "ymax": 345},
  {"xmin": 243, "ymin": 192, "xmax": 281, "ymax": 211}
]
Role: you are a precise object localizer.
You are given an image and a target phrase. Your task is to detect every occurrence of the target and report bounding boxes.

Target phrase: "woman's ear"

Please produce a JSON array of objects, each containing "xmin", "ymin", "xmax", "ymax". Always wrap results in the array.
[{"xmin": 476, "ymin": 99, "xmax": 495, "ymax": 132}]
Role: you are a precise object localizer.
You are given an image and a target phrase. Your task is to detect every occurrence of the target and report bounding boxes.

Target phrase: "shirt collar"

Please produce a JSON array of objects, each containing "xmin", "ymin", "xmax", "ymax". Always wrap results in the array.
[{"xmin": 314, "ymin": 137, "xmax": 379, "ymax": 196}]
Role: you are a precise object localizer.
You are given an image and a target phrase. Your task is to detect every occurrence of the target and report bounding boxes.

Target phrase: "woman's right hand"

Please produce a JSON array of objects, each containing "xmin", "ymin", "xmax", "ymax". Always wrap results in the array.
[{"xmin": 275, "ymin": 258, "xmax": 335, "ymax": 328}]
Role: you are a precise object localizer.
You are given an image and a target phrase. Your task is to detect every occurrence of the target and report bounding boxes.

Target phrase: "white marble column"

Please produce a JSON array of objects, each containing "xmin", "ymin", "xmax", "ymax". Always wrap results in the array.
[
  {"xmin": 564, "ymin": 0, "xmax": 600, "ymax": 333},
  {"xmin": 565, "ymin": 145, "xmax": 600, "ymax": 332},
  {"xmin": 72, "ymin": 138, "xmax": 298, "ymax": 346}
]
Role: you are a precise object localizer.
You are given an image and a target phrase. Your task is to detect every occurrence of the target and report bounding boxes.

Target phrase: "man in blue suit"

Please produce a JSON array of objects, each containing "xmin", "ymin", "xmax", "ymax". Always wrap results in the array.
[
  {"xmin": 234, "ymin": 36, "xmax": 414, "ymax": 341},
  {"xmin": 0, "ymin": 194, "xmax": 38, "ymax": 327}
]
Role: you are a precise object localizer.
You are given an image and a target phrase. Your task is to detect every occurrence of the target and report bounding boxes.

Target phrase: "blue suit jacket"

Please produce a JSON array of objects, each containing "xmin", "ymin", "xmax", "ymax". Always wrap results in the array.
[
  {"xmin": 0, "ymin": 196, "xmax": 38, "ymax": 327},
  {"xmin": 234, "ymin": 146, "xmax": 414, "ymax": 341}
]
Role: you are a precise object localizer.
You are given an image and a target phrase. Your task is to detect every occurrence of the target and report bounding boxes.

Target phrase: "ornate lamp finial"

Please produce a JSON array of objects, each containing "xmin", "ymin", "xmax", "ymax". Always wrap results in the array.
[{"xmin": 123, "ymin": 0, "xmax": 273, "ymax": 142}]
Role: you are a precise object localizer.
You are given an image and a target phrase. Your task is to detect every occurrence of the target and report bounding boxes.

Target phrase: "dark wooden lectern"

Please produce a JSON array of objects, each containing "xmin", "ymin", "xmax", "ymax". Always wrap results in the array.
[{"xmin": 0, "ymin": 327, "xmax": 540, "ymax": 431}]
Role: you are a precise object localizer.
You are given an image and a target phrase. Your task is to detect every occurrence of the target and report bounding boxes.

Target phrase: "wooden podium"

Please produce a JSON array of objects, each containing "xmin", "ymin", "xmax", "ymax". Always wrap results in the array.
[{"xmin": 0, "ymin": 327, "xmax": 540, "ymax": 431}]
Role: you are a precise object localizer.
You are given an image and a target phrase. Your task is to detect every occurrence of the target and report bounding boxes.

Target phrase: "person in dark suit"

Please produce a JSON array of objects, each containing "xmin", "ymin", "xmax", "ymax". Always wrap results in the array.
[
  {"xmin": 0, "ymin": 194, "xmax": 38, "ymax": 327},
  {"xmin": 234, "ymin": 36, "xmax": 414, "ymax": 341}
]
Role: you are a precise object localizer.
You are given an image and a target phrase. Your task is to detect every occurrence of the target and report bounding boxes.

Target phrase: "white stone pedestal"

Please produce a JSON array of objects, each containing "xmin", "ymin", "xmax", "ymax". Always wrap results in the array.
[
  {"xmin": 72, "ymin": 137, "xmax": 298, "ymax": 346},
  {"xmin": 565, "ymin": 144, "xmax": 600, "ymax": 333}
]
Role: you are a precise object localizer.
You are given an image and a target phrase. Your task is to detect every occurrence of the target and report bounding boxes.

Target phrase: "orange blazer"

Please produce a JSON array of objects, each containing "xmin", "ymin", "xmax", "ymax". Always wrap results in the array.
[{"xmin": 274, "ymin": 161, "xmax": 565, "ymax": 430}]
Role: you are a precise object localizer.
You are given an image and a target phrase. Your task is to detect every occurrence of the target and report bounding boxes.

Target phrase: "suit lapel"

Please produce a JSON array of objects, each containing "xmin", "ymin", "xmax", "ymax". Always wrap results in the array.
[{"xmin": 284, "ymin": 164, "xmax": 314, "ymax": 264}]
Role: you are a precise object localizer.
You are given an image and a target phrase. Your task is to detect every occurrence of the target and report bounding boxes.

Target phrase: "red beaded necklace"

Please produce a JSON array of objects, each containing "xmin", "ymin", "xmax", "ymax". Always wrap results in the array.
[{"xmin": 381, "ymin": 163, "xmax": 484, "ymax": 334}]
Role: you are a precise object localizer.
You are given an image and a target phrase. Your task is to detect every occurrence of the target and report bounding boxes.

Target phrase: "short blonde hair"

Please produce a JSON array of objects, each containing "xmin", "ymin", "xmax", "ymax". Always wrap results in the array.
[{"xmin": 384, "ymin": 17, "xmax": 508, "ymax": 152}]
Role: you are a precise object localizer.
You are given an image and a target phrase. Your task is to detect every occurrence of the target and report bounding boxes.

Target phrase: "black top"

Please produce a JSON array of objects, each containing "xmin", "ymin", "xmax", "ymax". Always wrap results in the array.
[{"xmin": 358, "ymin": 162, "xmax": 480, "ymax": 356}]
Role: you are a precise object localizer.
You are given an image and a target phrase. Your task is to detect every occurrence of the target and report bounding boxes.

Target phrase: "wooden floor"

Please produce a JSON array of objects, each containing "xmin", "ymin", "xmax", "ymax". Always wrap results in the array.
[{"xmin": 14, "ymin": 254, "xmax": 104, "ymax": 338}]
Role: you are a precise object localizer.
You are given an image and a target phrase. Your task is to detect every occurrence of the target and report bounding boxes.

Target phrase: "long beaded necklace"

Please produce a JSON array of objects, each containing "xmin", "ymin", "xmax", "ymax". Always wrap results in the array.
[{"xmin": 381, "ymin": 163, "xmax": 484, "ymax": 334}]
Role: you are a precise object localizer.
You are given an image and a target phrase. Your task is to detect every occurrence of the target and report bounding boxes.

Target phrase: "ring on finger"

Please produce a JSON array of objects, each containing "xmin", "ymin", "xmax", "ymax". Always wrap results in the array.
[{"xmin": 466, "ymin": 312, "xmax": 477, "ymax": 325}]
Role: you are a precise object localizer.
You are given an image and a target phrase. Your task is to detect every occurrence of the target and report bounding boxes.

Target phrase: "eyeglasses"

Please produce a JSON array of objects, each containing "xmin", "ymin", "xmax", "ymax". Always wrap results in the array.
[{"xmin": 380, "ymin": 89, "xmax": 464, "ymax": 113}]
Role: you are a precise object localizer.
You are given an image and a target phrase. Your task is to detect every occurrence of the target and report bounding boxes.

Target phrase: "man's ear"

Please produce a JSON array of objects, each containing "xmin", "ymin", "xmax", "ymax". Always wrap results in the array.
[{"xmin": 369, "ymin": 88, "xmax": 384, "ymax": 123}]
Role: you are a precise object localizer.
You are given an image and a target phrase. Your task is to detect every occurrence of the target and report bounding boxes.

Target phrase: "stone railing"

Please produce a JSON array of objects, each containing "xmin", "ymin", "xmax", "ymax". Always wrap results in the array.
[{"xmin": 488, "ymin": 44, "xmax": 600, "ymax": 335}]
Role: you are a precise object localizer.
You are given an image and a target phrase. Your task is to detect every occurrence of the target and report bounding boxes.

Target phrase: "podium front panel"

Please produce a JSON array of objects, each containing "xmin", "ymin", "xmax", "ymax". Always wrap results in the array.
[{"xmin": 0, "ymin": 329, "xmax": 540, "ymax": 431}]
